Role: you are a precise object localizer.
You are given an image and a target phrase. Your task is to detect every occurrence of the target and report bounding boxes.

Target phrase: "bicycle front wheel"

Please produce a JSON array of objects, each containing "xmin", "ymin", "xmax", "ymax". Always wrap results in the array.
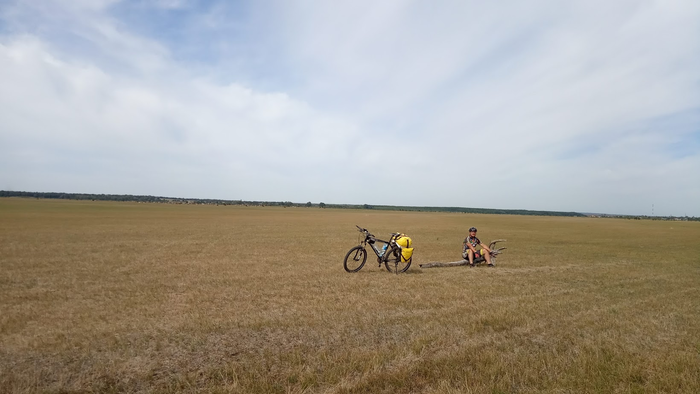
[
  {"xmin": 344, "ymin": 246, "xmax": 367, "ymax": 273},
  {"xmin": 384, "ymin": 247, "xmax": 412, "ymax": 273}
]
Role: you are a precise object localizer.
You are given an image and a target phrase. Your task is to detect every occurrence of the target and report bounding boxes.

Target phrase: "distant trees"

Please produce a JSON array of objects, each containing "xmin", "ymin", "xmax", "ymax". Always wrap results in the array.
[{"xmin": 3, "ymin": 190, "xmax": 695, "ymax": 220}]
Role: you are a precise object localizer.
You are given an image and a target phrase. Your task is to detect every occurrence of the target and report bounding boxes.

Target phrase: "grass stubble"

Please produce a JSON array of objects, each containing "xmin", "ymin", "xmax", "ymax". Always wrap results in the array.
[{"xmin": 0, "ymin": 198, "xmax": 699, "ymax": 393}]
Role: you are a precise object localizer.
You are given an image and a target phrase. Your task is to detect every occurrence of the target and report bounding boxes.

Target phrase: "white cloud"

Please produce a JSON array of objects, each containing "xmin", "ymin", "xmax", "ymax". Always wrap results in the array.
[
  {"xmin": 0, "ymin": 36, "xmax": 366, "ymax": 201},
  {"xmin": 265, "ymin": 0, "xmax": 700, "ymax": 213},
  {"xmin": 1, "ymin": 0, "xmax": 699, "ymax": 215}
]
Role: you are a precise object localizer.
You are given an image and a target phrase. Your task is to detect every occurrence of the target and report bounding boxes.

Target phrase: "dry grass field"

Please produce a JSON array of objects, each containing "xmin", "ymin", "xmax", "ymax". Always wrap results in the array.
[{"xmin": 1, "ymin": 198, "xmax": 699, "ymax": 393}]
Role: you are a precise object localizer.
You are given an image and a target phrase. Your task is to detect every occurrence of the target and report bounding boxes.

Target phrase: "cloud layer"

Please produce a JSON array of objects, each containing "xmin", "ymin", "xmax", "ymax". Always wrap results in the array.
[{"xmin": 1, "ymin": 0, "xmax": 699, "ymax": 215}]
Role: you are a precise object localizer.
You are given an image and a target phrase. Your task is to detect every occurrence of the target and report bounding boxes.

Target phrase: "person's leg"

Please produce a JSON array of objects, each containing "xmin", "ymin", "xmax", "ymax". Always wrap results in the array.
[
  {"xmin": 467, "ymin": 249, "xmax": 475, "ymax": 266},
  {"xmin": 484, "ymin": 249, "xmax": 494, "ymax": 266}
]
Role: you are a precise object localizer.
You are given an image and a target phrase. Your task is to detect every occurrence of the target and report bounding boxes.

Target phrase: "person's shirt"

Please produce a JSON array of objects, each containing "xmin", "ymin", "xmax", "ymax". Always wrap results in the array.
[{"xmin": 464, "ymin": 236, "xmax": 481, "ymax": 248}]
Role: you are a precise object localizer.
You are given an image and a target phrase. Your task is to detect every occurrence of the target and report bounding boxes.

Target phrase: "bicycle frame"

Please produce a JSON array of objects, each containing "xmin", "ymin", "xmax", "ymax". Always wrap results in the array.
[{"xmin": 366, "ymin": 236, "xmax": 393, "ymax": 263}]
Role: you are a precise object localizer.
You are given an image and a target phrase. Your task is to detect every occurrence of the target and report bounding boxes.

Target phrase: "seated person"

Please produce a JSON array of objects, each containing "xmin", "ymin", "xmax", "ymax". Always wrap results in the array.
[{"xmin": 462, "ymin": 227, "xmax": 494, "ymax": 267}]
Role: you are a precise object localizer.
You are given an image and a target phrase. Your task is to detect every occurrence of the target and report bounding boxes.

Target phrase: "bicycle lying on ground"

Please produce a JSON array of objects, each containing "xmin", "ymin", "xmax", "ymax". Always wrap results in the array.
[{"xmin": 344, "ymin": 226, "xmax": 412, "ymax": 274}]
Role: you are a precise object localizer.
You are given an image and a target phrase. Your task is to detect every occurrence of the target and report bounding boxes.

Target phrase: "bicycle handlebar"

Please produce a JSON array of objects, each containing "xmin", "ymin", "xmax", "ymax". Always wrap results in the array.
[{"xmin": 355, "ymin": 225, "xmax": 374, "ymax": 239}]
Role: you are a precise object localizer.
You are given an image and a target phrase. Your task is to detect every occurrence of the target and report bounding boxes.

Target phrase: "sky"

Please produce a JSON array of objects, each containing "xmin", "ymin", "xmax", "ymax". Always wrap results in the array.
[{"xmin": 1, "ymin": 0, "xmax": 699, "ymax": 216}]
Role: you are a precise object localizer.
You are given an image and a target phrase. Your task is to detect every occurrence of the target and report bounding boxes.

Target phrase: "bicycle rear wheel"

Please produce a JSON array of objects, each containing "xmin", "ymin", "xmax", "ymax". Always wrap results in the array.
[
  {"xmin": 344, "ymin": 246, "xmax": 367, "ymax": 272},
  {"xmin": 384, "ymin": 247, "xmax": 411, "ymax": 273}
]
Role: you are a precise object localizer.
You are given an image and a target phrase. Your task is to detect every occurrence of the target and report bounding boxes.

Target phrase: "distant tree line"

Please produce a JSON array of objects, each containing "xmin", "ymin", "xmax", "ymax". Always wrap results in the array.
[{"xmin": 2, "ymin": 190, "xmax": 697, "ymax": 220}]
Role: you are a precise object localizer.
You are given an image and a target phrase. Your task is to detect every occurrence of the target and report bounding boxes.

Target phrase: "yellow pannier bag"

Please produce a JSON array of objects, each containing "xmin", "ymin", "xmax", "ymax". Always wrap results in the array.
[
  {"xmin": 401, "ymin": 248, "xmax": 414, "ymax": 262},
  {"xmin": 395, "ymin": 235, "xmax": 414, "ymax": 262}
]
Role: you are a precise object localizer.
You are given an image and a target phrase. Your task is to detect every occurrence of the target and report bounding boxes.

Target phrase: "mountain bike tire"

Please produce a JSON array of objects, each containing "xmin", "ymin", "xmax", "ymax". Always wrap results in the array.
[
  {"xmin": 344, "ymin": 246, "xmax": 367, "ymax": 273},
  {"xmin": 384, "ymin": 247, "xmax": 411, "ymax": 273}
]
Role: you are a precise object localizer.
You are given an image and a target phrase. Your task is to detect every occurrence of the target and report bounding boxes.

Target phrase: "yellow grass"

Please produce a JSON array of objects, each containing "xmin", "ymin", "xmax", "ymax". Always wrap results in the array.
[{"xmin": 1, "ymin": 198, "xmax": 699, "ymax": 393}]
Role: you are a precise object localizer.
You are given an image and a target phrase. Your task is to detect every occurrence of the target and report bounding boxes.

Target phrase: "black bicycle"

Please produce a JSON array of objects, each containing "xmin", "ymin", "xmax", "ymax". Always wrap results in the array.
[{"xmin": 344, "ymin": 226, "xmax": 412, "ymax": 274}]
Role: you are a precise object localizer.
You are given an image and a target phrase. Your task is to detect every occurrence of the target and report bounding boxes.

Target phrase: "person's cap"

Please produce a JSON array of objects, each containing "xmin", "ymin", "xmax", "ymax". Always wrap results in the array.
[{"xmin": 469, "ymin": 227, "xmax": 477, "ymax": 232}]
